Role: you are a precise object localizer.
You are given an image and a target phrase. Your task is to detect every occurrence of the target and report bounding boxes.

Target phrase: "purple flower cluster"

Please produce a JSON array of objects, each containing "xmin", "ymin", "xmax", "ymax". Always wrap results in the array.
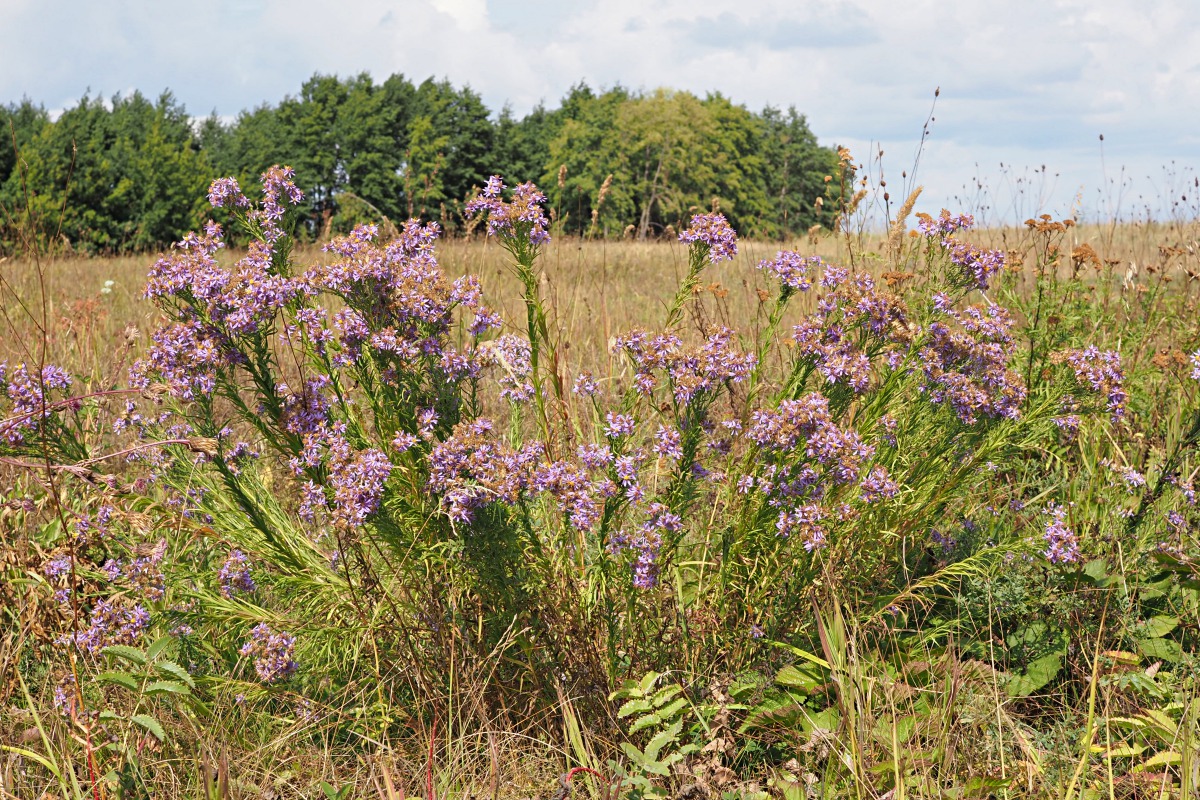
[
  {"xmin": 0, "ymin": 361, "xmax": 73, "ymax": 444},
  {"xmin": 1064, "ymin": 346, "xmax": 1127, "ymax": 421},
  {"xmin": 219, "ymin": 549, "xmax": 256, "ymax": 597},
  {"xmin": 791, "ymin": 272, "xmax": 910, "ymax": 393},
  {"xmin": 465, "ymin": 176, "xmax": 551, "ymax": 246},
  {"xmin": 917, "ymin": 210, "xmax": 974, "ymax": 237},
  {"xmin": 609, "ymin": 503, "xmax": 682, "ymax": 588},
  {"xmin": 679, "ymin": 213, "xmax": 738, "ymax": 264},
  {"xmin": 1042, "ymin": 502, "xmax": 1079, "ymax": 564},
  {"xmin": 483, "ymin": 334, "xmax": 535, "ymax": 402},
  {"xmin": 749, "ymin": 394, "xmax": 874, "ymax": 484},
  {"xmin": 917, "ymin": 303, "xmax": 1026, "ymax": 424},
  {"xmin": 945, "ymin": 240, "xmax": 1007, "ymax": 291},
  {"xmin": 532, "ymin": 460, "xmax": 602, "ymax": 531},
  {"xmin": 66, "ymin": 599, "xmax": 150, "ymax": 652},
  {"xmin": 613, "ymin": 327, "xmax": 756, "ymax": 407},
  {"xmin": 758, "ymin": 251, "xmax": 821, "ymax": 293},
  {"xmin": 775, "ymin": 503, "xmax": 827, "ymax": 552},
  {"xmin": 324, "ymin": 427, "xmax": 394, "ymax": 529},
  {"xmin": 426, "ymin": 419, "xmax": 542, "ymax": 523},
  {"xmin": 239, "ymin": 623, "xmax": 298, "ymax": 683},
  {"xmin": 860, "ymin": 465, "xmax": 900, "ymax": 503}
]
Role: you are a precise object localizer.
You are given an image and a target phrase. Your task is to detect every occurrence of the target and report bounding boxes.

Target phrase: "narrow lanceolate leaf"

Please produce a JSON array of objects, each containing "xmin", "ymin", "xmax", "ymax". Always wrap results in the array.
[
  {"xmin": 154, "ymin": 660, "xmax": 196, "ymax": 689},
  {"xmin": 95, "ymin": 671, "xmax": 139, "ymax": 692},
  {"xmin": 144, "ymin": 680, "xmax": 192, "ymax": 697},
  {"xmin": 130, "ymin": 714, "xmax": 166, "ymax": 741},
  {"xmin": 146, "ymin": 634, "xmax": 173, "ymax": 662},
  {"xmin": 101, "ymin": 645, "xmax": 147, "ymax": 666}
]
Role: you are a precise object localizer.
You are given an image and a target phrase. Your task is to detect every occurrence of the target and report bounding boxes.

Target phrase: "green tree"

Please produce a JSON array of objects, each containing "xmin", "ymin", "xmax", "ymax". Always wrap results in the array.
[
  {"xmin": 0, "ymin": 91, "xmax": 209, "ymax": 253},
  {"xmin": 757, "ymin": 105, "xmax": 841, "ymax": 238}
]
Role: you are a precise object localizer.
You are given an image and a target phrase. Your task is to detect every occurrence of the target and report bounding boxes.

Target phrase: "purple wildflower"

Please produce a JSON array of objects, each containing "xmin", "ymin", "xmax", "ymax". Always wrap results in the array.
[
  {"xmin": 239, "ymin": 623, "xmax": 298, "ymax": 683},
  {"xmin": 219, "ymin": 550, "xmax": 256, "ymax": 597},
  {"xmin": 1064, "ymin": 346, "xmax": 1127, "ymax": 421},
  {"xmin": 1042, "ymin": 502, "xmax": 1079, "ymax": 564},
  {"xmin": 679, "ymin": 213, "xmax": 738, "ymax": 264},
  {"xmin": 759, "ymin": 251, "xmax": 820, "ymax": 293},
  {"xmin": 465, "ymin": 176, "xmax": 551, "ymax": 246}
]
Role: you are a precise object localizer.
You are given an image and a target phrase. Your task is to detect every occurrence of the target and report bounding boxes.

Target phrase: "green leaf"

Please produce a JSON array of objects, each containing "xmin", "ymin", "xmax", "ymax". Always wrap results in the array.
[
  {"xmin": 654, "ymin": 697, "xmax": 688, "ymax": 723},
  {"xmin": 98, "ymin": 710, "xmax": 122, "ymax": 722},
  {"xmin": 1007, "ymin": 653, "xmax": 1063, "ymax": 697},
  {"xmin": 638, "ymin": 671, "xmax": 661, "ymax": 694},
  {"xmin": 154, "ymin": 660, "xmax": 196, "ymax": 689},
  {"xmin": 618, "ymin": 698, "xmax": 653, "ymax": 718},
  {"xmin": 775, "ymin": 665, "xmax": 822, "ymax": 692},
  {"xmin": 95, "ymin": 671, "xmax": 139, "ymax": 692},
  {"xmin": 644, "ymin": 719, "xmax": 682, "ymax": 762},
  {"xmin": 145, "ymin": 680, "xmax": 192, "ymax": 697},
  {"xmin": 627, "ymin": 712, "xmax": 662, "ymax": 736},
  {"xmin": 650, "ymin": 684, "xmax": 682, "ymax": 707},
  {"xmin": 146, "ymin": 634, "xmax": 172, "ymax": 662},
  {"xmin": 769, "ymin": 641, "xmax": 831, "ymax": 670},
  {"xmin": 1141, "ymin": 616, "xmax": 1178, "ymax": 638},
  {"xmin": 620, "ymin": 741, "xmax": 647, "ymax": 766},
  {"xmin": 1134, "ymin": 751, "xmax": 1182, "ymax": 772},
  {"xmin": 102, "ymin": 645, "xmax": 146, "ymax": 666},
  {"xmin": 130, "ymin": 714, "xmax": 166, "ymax": 741},
  {"xmin": 1136, "ymin": 638, "xmax": 1183, "ymax": 663}
]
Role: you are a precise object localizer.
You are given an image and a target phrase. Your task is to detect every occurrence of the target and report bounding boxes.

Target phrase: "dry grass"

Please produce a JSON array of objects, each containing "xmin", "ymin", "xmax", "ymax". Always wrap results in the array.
[{"xmin": 3, "ymin": 216, "xmax": 1200, "ymax": 381}]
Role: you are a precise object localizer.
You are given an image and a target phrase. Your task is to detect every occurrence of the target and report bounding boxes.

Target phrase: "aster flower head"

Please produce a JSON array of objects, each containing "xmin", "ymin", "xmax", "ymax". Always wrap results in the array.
[
  {"xmin": 1042, "ymin": 502, "xmax": 1079, "ymax": 564},
  {"xmin": 1064, "ymin": 346, "xmax": 1127, "ymax": 422},
  {"xmin": 219, "ymin": 549, "xmax": 256, "ymax": 597},
  {"xmin": 759, "ymin": 251, "xmax": 820, "ymax": 293},
  {"xmin": 239, "ymin": 623, "xmax": 298, "ymax": 683},
  {"xmin": 679, "ymin": 212, "xmax": 737, "ymax": 264},
  {"xmin": 465, "ymin": 176, "xmax": 551, "ymax": 246},
  {"xmin": 916, "ymin": 209, "xmax": 974, "ymax": 237}
]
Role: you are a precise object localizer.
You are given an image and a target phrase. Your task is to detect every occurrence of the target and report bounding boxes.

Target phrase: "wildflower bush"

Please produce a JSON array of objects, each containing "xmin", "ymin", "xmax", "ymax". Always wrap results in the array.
[{"xmin": 2, "ymin": 171, "xmax": 1199, "ymax": 799}]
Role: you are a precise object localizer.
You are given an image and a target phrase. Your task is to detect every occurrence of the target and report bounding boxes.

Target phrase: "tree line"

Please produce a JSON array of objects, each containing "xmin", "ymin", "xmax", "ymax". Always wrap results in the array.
[{"xmin": 1, "ymin": 73, "xmax": 844, "ymax": 254}]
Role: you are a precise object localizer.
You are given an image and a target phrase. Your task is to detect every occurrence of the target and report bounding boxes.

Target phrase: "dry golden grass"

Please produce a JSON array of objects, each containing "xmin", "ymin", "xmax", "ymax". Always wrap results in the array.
[{"xmin": 3, "ymin": 215, "xmax": 1200, "ymax": 382}]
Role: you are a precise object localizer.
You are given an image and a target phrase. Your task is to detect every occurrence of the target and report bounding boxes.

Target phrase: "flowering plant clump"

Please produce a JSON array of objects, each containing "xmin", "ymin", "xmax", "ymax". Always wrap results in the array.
[{"xmin": 10, "ymin": 164, "xmax": 1199, "ymax": 797}]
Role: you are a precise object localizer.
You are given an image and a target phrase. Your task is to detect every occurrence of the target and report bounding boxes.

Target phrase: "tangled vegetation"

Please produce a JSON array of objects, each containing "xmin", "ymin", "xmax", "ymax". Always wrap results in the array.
[{"xmin": 1, "ymin": 161, "xmax": 1198, "ymax": 799}]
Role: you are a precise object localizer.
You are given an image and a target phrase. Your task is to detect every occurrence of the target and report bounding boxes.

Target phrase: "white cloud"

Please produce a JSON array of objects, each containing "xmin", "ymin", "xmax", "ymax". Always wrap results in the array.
[{"xmin": 2, "ymin": 0, "xmax": 1198, "ymax": 220}]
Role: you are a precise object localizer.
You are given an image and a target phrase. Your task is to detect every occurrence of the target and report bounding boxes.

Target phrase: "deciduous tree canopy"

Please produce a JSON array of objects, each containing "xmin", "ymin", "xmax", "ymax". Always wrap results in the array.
[{"xmin": 0, "ymin": 74, "xmax": 841, "ymax": 253}]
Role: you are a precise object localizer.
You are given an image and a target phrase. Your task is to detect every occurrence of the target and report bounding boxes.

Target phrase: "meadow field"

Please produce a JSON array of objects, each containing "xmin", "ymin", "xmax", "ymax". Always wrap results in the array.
[{"xmin": 2, "ymin": 173, "xmax": 1199, "ymax": 800}]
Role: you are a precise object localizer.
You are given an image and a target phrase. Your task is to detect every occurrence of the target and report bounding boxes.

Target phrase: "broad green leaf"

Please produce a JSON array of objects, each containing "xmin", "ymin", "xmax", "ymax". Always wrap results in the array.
[
  {"xmin": 145, "ymin": 680, "xmax": 192, "ymax": 697},
  {"xmin": 1141, "ymin": 616, "xmax": 1179, "ymax": 638},
  {"xmin": 95, "ymin": 671, "xmax": 139, "ymax": 692},
  {"xmin": 102, "ymin": 645, "xmax": 146, "ymax": 666},
  {"xmin": 98, "ymin": 710, "xmax": 122, "ymax": 722},
  {"xmin": 1091, "ymin": 743, "xmax": 1145, "ymax": 757},
  {"xmin": 1007, "ymin": 652, "xmax": 1062, "ymax": 698},
  {"xmin": 154, "ymin": 660, "xmax": 196, "ymax": 689},
  {"xmin": 654, "ymin": 697, "xmax": 688, "ymax": 722},
  {"xmin": 637, "ymin": 671, "xmax": 661, "ymax": 694},
  {"xmin": 618, "ymin": 698, "xmax": 652, "ymax": 718},
  {"xmin": 1133, "ymin": 751, "xmax": 1182, "ymax": 772},
  {"xmin": 1136, "ymin": 638, "xmax": 1183, "ymax": 663},
  {"xmin": 130, "ymin": 714, "xmax": 166, "ymax": 741},
  {"xmin": 620, "ymin": 741, "xmax": 647, "ymax": 766},
  {"xmin": 775, "ymin": 665, "xmax": 822, "ymax": 692},
  {"xmin": 769, "ymin": 641, "xmax": 831, "ymax": 670}
]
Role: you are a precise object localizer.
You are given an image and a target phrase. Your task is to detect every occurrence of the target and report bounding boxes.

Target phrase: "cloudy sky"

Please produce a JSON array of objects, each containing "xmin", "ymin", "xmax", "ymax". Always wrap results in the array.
[{"xmin": 4, "ymin": 0, "xmax": 1198, "ymax": 222}]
